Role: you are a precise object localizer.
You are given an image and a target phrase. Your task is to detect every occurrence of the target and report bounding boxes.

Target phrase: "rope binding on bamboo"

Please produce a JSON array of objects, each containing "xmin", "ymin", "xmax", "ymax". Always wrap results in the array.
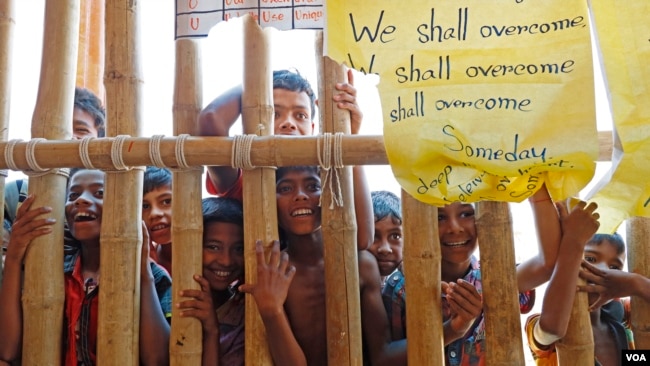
[
  {"xmin": 317, "ymin": 132, "xmax": 344, "ymax": 209},
  {"xmin": 4, "ymin": 138, "xmax": 69, "ymax": 178}
]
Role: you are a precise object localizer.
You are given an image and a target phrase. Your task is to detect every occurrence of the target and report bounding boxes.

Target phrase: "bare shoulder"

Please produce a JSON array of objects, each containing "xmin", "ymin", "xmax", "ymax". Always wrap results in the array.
[{"xmin": 358, "ymin": 251, "xmax": 381, "ymax": 288}]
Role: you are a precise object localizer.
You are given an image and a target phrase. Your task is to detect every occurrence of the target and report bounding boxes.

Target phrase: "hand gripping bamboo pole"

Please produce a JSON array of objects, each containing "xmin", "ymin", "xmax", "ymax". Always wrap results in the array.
[
  {"xmin": 401, "ymin": 191, "xmax": 444, "ymax": 365},
  {"xmin": 22, "ymin": 1, "xmax": 79, "ymax": 365},
  {"xmin": 316, "ymin": 38, "xmax": 363, "ymax": 365},
  {"xmin": 241, "ymin": 15, "xmax": 275, "ymax": 366},
  {"xmin": 99, "ymin": 0, "xmax": 144, "ymax": 364},
  {"xmin": 0, "ymin": 0, "xmax": 16, "ymax": 291},
  {"xmin": 626, "ymin": 217, "xmax": 650, "ymax": 349},
  {"xmin": 476, "ymin": 201, "xmax": 525, "ymax": 365},
  {"xmin": 169, "ymin": 38, "xmax": 203, "ymax": 366}
]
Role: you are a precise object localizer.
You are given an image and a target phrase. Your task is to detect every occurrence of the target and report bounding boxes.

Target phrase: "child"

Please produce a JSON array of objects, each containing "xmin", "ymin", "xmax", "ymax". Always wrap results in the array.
[
  {"xmin": 240, "ymin": 166, "xmax": 406, "ymax": 366},
  {"xmin": 525, "ymin": 210, "xmax": 636, "ymax": 366},
  {"xmin": 368, "ymin": 190, "xmax": 483, "ymax": 344},
  {"xmin": 177, "ymin": 197, "xmax": 246, "ymax": 365},
  {"xmin": 142, "ymin": 166, "xmax": 173, "ymax": 275},
  {"xmin": 439, "ymin": 183, "xmax": 563, "ymax": 365},
  {"xmin": 198, "ymin": 69, "xmax": 373, "ymax": 251},
  {"xmin": 0, "ymin": 168, "xmax": 171, "ymax": 365},
  {"xmin": 3, "ymin": 87, "xmax": 106, "ymax": 228}
]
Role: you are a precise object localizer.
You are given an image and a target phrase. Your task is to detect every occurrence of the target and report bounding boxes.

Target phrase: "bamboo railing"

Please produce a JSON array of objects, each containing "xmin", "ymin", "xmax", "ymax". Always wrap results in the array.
[
  {"xmin": 169, "ymin": 38, "xmax": 204, "ymax": 365},
  {"xmin": 98, "ymin": 0, "xmax": 144, "ymax": 364},
  {"xmin": 22, "ymin": 1, "xmax": 79, "ymax": 364},
  {"xmin": 0, "ymin": 0, "xmax": 15, "ymax": 289},
  {"xmin": 626, "ymin": 217, "xmax": 650, "ymax": 349}
]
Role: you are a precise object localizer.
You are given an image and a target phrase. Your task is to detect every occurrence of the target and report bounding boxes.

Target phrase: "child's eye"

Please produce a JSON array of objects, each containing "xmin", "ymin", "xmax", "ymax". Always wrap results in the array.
[
  {"xmin": 608, "ymin": 265, "xmax": 621, "ymax": 270},
  {"xmin": 308, "ymin": 183, "xmax": 321, "ymax": 192},
  {"xmin": 389, "ymin": 233, "xmax": 402, "ymax": 241},
  {"xmin": 95, "ymin": 190, "xmax": 104, "ymax": 198},
  {"xmin": 162, "ymin": 198, "xmax": 172, "ymax": 206},
  {"xmin": 584, "ymin": 256, "xmax": 596, "ymax": 263},
  {"xmin": 68, "ymin": 192, "xmax": 80, "ymax": 201},
  {"xmin": 438, "ymin": 215, "xmax": 447, "ymax": 222},
  {"xmin": 235, "ymin": 246, "xmax": 244, "ymax": 255},
  {"xmin": 298, "ymin": 112, "xmax": 309, "ymax": 120},
  {"xmin": 205, "ymin": 244, "xmax": 222, "ymax": 252},
  {"xmin": 142, "ymin": 203, "xmax": 151, "ymax": 210},
  {"xmin": 277, "ymin": 185, "xmax": 292, "ymax": 194}
]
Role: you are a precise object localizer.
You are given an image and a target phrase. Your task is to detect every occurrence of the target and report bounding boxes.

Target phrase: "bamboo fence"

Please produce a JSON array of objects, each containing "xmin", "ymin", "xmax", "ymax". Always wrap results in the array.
[
  {"xmin": 22, "ymin": 1, "xmax": 79, "ymax": 364},
  {"xmin": 0, "ymin": 0, "xmax": 646, "ymax": 365},
  {"xmin": 626, "ymin": 217, "xmax": 650, "ymax": 349},
  {"xmin": 0, "ymin": 0, "xmax": 15, "ymax": 288}
]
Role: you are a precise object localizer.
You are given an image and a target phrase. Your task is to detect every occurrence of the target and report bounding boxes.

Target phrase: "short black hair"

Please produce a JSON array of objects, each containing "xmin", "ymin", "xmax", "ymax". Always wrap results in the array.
[
  {"xmin": 143, "ymin": 166, "xmax": 172, "ymax": 195},
  {"xmin": 74, "ymin": 87, "xmax": 106, "ymax": 137},
  {"xmin": 202, "ymin": 197, "xmax": 243, "ymax": 228},
  {"xmin": 276, "ymin": 166, "xmax": 321, "ymax": 183},
  {"xmin": 371, "ymin": 190, "xmax": 402, "ymax": 223},
  {"xmin": 273, "ymin": 69, "xmax": 316, "ymax": 121},
  {"xmin": 588, "ymin": 233, "xmax": 626, "ymax": 255}
]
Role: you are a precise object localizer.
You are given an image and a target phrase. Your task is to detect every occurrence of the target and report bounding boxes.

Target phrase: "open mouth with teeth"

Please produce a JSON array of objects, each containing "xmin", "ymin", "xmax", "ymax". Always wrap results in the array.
[
  {"xmin": 443, "ymin": 240, "xmax": 470, "ymax": 247},
  {"xmin": 150, "ymin": 224, "xmax": 169, "ymax": 231},
  {"xmin": 74, "ymin": 212, "xmax": 98, "ymax": 222},
  {"xmin": 291, "ymin": 208, "xmax": 313, "ymax": 217}
]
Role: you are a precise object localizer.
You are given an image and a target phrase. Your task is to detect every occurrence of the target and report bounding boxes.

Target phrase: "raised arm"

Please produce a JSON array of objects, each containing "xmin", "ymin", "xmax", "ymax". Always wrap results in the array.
[
  {"xmin": 441, "ymin": 279, "xmax": 482, "ymax": 345},
  {"xmin": 198, "ymin": 85, "xmax": 244, "ymax": 195},
  {"xmin": 239, "ymin": 241, "xmax": 305, "ymax": 365},
  {"xmin": 0, "ymin": 195, "xmax": 55, "ymax": 362},
  {"xmin": 516, "ymin": 182, "xmax": 561, "ymax": 292},
  {"xmin": 138, "ymin": 223, "xmax": 171, "ymax": 366},
  {"xmin": 536, "ymin": 201, "xmax": 599, "ymax": 344}
]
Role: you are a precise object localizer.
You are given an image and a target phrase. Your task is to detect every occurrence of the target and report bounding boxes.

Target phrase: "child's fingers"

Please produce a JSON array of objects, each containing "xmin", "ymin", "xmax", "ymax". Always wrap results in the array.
[
  {"xmin": 347, "ymin": 68, "xmax": 355, "ymax": 86},
  {"xmin": 254, "ymin": 240, "xmax": 266, "ymax": 267},
  {"xmin": 179, "ymin": 289, "xmax": 205, "ymax": 299},
  {"xmin": 268, "ymin": 240, "xmax": 281, "ymax": 268},
  {"xmin": 576, "ymin": 283, "xmax": 605, "ymax": 294},
  {"xmin": 277, "ymin": 251, "xmax": 291, "ymax": 274},
  {"xmin": 238, "ymin": 283, "xmax": 254, "ymax": 294},
  {"xmin": 15, "ymin": 194, "xmax": 36, "ymax": 217},
  {"xmin": 193, "ymin": 274, "xmax": 211, "ymax": 293},
  {"xmin": 555, "ymin": 200, "xmax": 569, "ymax": 218}
]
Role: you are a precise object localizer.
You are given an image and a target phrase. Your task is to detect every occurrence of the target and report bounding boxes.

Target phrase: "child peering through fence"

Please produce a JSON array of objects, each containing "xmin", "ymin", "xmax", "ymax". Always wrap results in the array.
[
  {"xmin": 198, "ymin": 68, "xmax": 374, "ymax": 251},
  {"xmin": 0, "ymin": 168, "xmax": 171, "ymax": 365}
]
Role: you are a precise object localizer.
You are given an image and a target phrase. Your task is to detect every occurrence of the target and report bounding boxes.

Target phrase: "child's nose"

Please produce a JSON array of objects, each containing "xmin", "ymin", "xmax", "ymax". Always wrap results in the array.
[{"xmin": 377, "ymin": 240, "xmax": 392, "ymax": 254}]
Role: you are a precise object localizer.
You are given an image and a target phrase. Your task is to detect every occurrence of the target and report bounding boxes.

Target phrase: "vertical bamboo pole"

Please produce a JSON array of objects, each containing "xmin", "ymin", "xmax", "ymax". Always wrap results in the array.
[
  {"xmin": 0, "ymin": 0, "xmax": 16, "ymax": 290},
  {"xmin": 241, "ymin": 15, "xmax": 276, "ymax": 366},
  {"xmin": 99, "ymin": 0, "xmax": 143, "ymax": 364},
  {"xmin": 22, "ymin": 1, "xmax": 79, "ymax": 365},
  {"xmin": 77, "ymin": 0, "xmax": 105, "ymax": 100},
  {"xmin": 401, "ymin": 191, "xmax": 444, "ymax": 365},
  {"xmin": 316, "ymin": 36, "xmax": 362, "ymax": 365},
  {"xmin": 626, "ymin": 217, "xmax": 650, "ymax": 348},
  {"xmin": 556, "ymin": 286, "xmax": 594, "ymax": 363},
  {"xmin": 170, "ymin": 38, "xmax": 203, "ymax": 366},
  {"xmin": 475, "ymin": 201, "xmax": 525, "ymax": 365}
]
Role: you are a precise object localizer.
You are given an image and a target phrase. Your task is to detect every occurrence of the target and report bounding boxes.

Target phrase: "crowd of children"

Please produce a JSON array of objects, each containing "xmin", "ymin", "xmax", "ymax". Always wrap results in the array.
[{"xmin": 0, "ymin": 74, "xmax": 647, "ymax": 366}]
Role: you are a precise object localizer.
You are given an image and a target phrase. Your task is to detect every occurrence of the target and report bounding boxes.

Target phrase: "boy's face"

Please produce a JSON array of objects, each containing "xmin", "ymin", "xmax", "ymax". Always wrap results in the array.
[
  {"xmin": 202, "ymin": 221, "xmax": 244, "ymax": 292},
  {"xmin": 584, "ymin": 240, "xmax": 625, "ymax": 309},
  {"xmin": 65, "ymin": 170, "xmax": 105, "ymax": 243},
  {"xmin": 273, "ymin": 88, "xmax": 314, "ymax": 136},
  {"xmin": 142, "ymin": 185, "xmax": 172, "ymax": 245},
  {"xmin": 438, "ymin": 202, "xmax": 477, "ymax": 265},
  {"xmin": 276, "ymin": 169, "xmax": 322, "ymax": 236},
  {"xmin": 72, "ymin": 107, "xmax": 100, "ymax": 140},
  {"xmin": 368, "ymin": 216, "xmax": 403, "ymax": 276}
]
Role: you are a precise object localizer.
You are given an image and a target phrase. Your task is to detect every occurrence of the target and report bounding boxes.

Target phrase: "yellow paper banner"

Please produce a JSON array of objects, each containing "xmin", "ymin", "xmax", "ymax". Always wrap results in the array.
[
  {"xmin": 586, "ymin": 0, "xmax": 650, "ymax": 233},
  {"xmin": 326, "ymin": 0, "xmax": 597, "ymax": 205}
]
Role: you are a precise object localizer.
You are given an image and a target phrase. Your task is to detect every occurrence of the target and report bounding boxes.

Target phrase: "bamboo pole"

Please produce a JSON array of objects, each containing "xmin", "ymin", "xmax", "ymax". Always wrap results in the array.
[
  {"xmin": 77, "ymin": 0, "xmax": 105, "ymax": 100},
  {"xmin": 99, "ymin": 0, "xmax": 144, "ymax": 364},
  {"xmin": 475, "ymin": 201, "xmax": 525, "ymax": 365},
  {"xmin": 0, "ymin": 130, "xmax": 616, "ymax": 171},
  {"xmin": 169, "ymin": 38, "xmax": 203, "ymax": 366},
  {"xmin": 555, "ymin": 286, "xmax": 594, "ymax": 363},
  {"xmin": 626, "ymin": 217, "xmax": 650, "ymax": 349},
  {"xmin": 0, "ymin": 0, "xmax": 16, "ymax": 290},
  {"xmin": 22, "ymin": 1, "xmax": 79, "ymax": 365},
  {"xmin": 401, "ymin": 191, "xmax": 444, "ymax": 365},
  {"xmin": 316, "ymin": 40, "xmax": 362, "ymax": 365},
  {"xmin": 241, "ymin": 15, "xmax": 275, "ymax": 366}
]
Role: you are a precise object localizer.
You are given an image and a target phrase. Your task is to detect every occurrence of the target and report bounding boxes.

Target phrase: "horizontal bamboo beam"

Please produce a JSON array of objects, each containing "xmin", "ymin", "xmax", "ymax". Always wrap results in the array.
[{"xmin": 0, "ymin": 131, "xmax": 614, "ymax": 171}]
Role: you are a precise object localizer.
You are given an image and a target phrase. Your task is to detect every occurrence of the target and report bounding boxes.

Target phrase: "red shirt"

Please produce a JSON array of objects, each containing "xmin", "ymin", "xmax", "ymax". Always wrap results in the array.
[{"xmin": 205, "ymin": 169, "xmax": 243, "ymax": 201}]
